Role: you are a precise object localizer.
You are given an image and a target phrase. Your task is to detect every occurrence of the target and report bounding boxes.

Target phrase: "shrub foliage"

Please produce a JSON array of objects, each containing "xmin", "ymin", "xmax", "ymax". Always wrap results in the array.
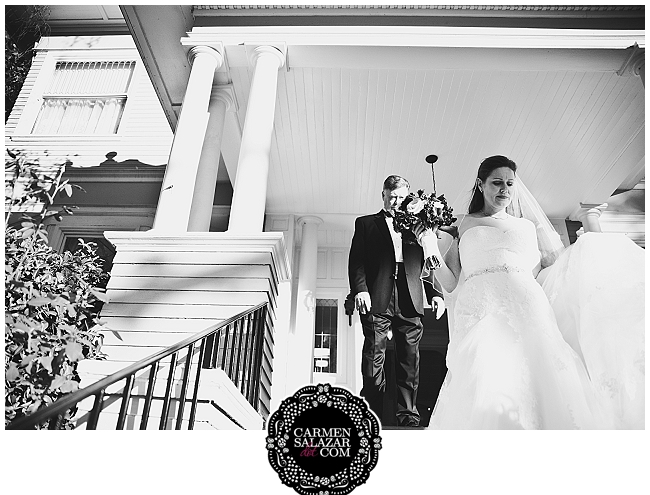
[{"xmin": 5, "ymin": 151, "xmax": 109, "ymax": 428}]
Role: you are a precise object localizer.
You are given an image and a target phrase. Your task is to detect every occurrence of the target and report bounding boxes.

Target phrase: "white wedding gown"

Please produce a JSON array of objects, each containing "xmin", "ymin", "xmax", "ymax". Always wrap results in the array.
[{"xmin": 428, "ymin": 220, "xmax": 644, "ymax": 429}]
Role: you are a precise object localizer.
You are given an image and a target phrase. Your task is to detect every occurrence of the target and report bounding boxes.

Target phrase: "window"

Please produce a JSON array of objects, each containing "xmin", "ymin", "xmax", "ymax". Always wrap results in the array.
[
  {"xmin": 313, "ymin": 298, "xmax": 338, "ymax": 373},
  {"xmin": 32, "ymin": 61, "xmax": 135, "ymax": 135}
]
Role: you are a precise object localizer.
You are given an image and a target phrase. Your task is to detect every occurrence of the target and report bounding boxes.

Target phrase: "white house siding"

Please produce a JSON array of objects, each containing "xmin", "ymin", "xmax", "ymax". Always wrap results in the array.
[
  {"xmin": 93, "ymin": 239, "xmax": 278, "ymax": 365},
  {"xmin": 72, "ymin": 232, "xmax": 290, "ymax": 426},
  {"xmin": 5, "ymin": 51, "xmax": 47, "ymax": 134},
  {"xmin": 5, "ymin": 36, "xmax": 172, "ymax": 169},
  {"xmin": 113, "ymin": 62, "xmax": 173, "ymax": 165}
]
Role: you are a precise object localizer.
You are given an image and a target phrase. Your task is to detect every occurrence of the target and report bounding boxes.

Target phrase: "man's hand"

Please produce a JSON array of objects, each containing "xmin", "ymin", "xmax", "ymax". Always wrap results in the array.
[
  {"xmin": 355, "ymin": 291, "xmax": 371, "ymax": 315},
  {"xmin": 432, "ymin": 296, "xmax": 445, "ymax": 319}
]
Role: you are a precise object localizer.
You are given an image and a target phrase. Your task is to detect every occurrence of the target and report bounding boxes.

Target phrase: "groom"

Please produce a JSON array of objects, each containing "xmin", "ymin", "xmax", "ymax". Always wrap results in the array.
[{"xmin": 348, "ymin": 175, "xmax": 444, "ymax": 427}]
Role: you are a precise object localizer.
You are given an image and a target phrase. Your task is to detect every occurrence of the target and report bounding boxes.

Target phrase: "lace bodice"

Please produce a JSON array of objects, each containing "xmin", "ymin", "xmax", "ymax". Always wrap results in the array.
[{"xmin": 459, "ymin": 220, "xmax": 540, "ymax": 279}]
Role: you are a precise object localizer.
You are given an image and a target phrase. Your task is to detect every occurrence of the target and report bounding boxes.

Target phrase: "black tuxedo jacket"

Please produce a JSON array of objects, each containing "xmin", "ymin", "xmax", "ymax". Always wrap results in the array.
[{"xmin": 348, "ymin": 211, "xmax": 441, "ymax": 317}]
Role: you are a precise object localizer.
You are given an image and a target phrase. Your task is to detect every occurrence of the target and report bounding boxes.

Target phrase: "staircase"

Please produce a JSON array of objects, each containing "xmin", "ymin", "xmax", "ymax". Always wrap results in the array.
[
  {"xmin": 8, "ymin": 303, "xmax": 272, "ymax": 430},
  {"xmin": 75, "ymin": 231, "xmax": 291, "ymax": 429}
]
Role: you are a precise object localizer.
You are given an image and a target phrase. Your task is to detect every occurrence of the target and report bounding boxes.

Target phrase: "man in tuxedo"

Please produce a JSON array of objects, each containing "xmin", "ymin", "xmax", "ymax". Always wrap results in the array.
[{"xmin": 348, "ymin": 175, "xmax": 444, "ymax": 427}]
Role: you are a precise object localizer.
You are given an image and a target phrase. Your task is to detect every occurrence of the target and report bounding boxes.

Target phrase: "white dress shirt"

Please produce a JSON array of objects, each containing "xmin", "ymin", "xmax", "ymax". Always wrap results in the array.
[{"xmin": 384, "ymin": 210, "xmax": 403, "ymax": 263}]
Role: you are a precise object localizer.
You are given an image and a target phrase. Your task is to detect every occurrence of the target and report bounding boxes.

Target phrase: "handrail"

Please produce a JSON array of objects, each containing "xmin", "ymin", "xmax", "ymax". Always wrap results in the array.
[{"xmin": 7, "ymin": 302, "xmax": 269, "ymax": 430}]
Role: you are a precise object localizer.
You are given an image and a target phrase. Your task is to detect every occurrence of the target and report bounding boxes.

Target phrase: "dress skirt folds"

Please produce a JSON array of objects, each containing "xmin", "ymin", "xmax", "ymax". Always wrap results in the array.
[{"xmin": 428, "ymin": 223, "xmax": 644, "ymax": 430}]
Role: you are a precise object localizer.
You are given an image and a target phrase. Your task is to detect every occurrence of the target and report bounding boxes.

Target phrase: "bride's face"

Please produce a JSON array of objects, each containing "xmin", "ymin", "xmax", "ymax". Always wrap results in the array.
[{"xmin": 479, "ymin": 167, "xmax": 516, "ymax": 212}]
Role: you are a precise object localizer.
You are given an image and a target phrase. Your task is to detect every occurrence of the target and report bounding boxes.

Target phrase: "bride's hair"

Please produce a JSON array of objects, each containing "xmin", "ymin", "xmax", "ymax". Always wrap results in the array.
[{"xmin": 468, "ymin": 155, "xmax": 518, "ymax": 214}]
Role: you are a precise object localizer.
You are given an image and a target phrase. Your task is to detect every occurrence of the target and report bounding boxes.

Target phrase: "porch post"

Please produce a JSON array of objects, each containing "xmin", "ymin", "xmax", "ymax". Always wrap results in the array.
[
  {"xmin": 188, "ymin": 85, "xmax": 236, "ymax": 232},
  {"xmin": 228, "ymin": 45, "xmax": 286, "ymax": 233},
  {"xmin": 571, "ymin": 203, "xmax": 607, "ymax": 233},
  {"xmin": 288, "ymin": 216, "xmax": 322, "ymax": 393},
  {"xmin": 153, "ymin": 46, "xmax": 223, "ymax": 232}
]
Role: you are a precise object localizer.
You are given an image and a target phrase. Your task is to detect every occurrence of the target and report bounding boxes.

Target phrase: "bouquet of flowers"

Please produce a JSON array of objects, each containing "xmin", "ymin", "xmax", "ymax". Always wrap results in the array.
[{"xmin": 393, "ymin": 189, "xmax": 457, "ymax": 244}]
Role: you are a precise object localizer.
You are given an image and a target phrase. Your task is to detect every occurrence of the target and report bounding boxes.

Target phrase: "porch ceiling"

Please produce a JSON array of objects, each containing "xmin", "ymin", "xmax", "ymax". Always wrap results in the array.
[
  {"xmin": 59, "ymin": 5, "xmax": 644, "ymax": 222},
  {"xmin": 224, "ymin": 44, "xmax": 644, "ymax": 219}
]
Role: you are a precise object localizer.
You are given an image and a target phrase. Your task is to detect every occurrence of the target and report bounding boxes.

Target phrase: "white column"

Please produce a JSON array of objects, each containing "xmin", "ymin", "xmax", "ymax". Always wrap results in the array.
[
  {"xmin": 188, "ymin": 86, "xmax": 236, "ymax": 232},
  {"xmin": 287, "ymin": 216, "xmax": 322, "ymax": 393},
  {"xmin": 228, "ymin": 45, "xmax": 286, "ymax": 233},
  {"xmin": 153, "ymin": 46, "xmax": 223, "ymax": 232},
  {"xmin": 574, "ymin": 204, "xmax": 608, "ymax": 233}
]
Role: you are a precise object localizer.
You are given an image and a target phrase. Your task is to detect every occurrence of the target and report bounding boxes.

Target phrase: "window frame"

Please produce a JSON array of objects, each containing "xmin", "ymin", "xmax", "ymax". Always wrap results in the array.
[
  {"xmin": 45, "ymin": 207, "xmax": 154, "ymax": 255},
  {"xmin": 312, "ymin": 289, "xmax": 348, "ymax": 384},
  {"xmin": 15, "ymin": 49, "xmax": 139, "ymax": 138}
]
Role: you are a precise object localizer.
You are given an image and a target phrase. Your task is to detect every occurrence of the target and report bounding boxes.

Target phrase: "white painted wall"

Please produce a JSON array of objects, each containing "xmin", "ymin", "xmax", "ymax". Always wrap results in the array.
[
  {"xmin": 5, "ymin": 35, "xmax": 173, "ymax": 168},
  {"xmin": 266, "ymin": 212, "xmax": 361, "ymax": 410}
]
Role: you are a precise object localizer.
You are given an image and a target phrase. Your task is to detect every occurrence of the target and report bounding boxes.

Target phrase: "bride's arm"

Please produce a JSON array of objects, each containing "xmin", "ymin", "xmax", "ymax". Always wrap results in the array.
[
  {"xmin": 535, "ymin": 265, "xmax": 552, "ymax": 286},
  {"xmin": 440, "ymin": 236, "xmax": 461, "ymax": 292},
  {"xmin": 417, "ymin": 228, "xmax": 461, "ymax": 293},
  {"xmin": 531, "ymin": 223, "xmax": 563, "ymax": 285}
]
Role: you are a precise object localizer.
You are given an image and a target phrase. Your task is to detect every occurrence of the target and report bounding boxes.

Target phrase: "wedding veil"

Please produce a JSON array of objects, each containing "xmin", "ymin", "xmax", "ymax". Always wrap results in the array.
[{"xmin": 507, "ymin": 178, "xmax": 566, "ymax": 268}]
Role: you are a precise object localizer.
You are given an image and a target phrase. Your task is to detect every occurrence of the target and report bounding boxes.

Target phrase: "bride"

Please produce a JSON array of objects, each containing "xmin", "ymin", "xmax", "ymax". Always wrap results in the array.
[{"xmin": 416, "ymin": 155, "xmax": 644, "ymax": 429}]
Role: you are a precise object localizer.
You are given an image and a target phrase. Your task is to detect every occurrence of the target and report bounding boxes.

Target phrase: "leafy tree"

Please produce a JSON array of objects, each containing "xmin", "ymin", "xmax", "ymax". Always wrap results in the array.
[
  {"xmin": 5, "ymin": 5, "xmax": 50, "ymax": 121},
  {"xmin": 5, "ymin": 150, "xmax": 109, "ymax": 429}
]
